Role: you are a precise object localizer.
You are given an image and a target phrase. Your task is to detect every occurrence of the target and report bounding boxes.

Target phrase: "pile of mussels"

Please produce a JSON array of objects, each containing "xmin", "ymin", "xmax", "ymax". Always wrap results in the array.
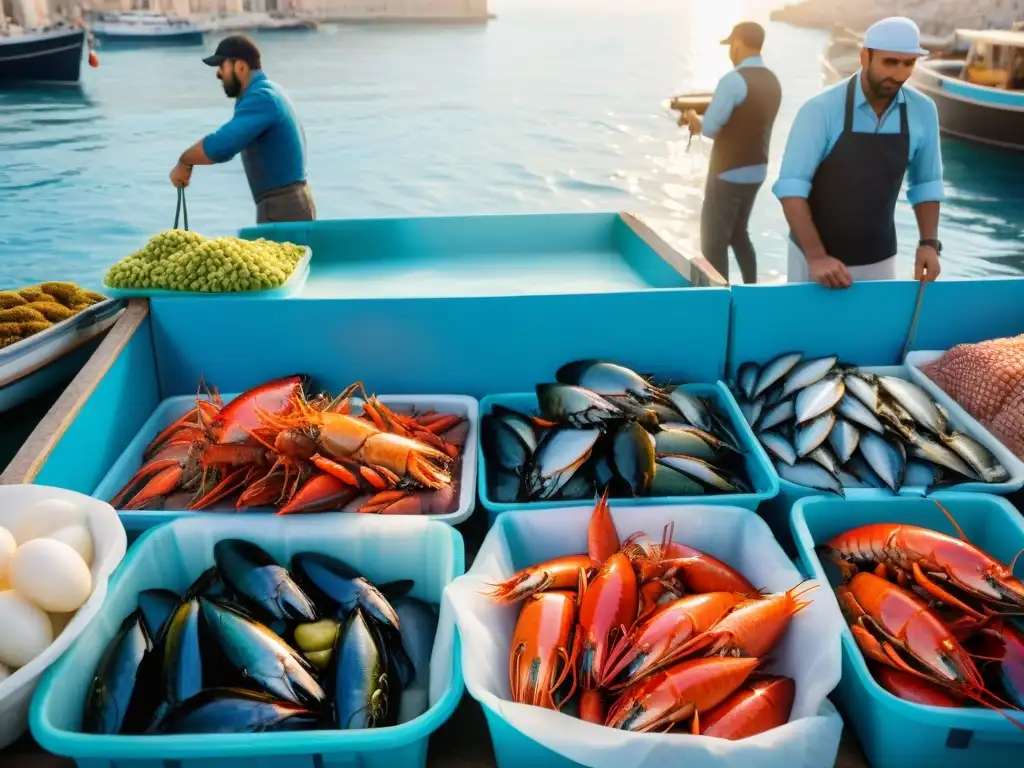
[
  {"xmin": 729, "ymin": 353, "xmax": 1010, "ymax": 496},
  {"xmin": 482, "ymin": 360, "xmax": 755, "ymax": 503},
  {"xmin": 82, "ymin": 539, "xmax": 437, "ymax": 735}
]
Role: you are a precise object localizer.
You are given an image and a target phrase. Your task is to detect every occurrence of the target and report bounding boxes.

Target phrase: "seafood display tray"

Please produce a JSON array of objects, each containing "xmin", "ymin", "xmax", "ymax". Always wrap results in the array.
[
  {"xmin": 0, "ymin": 486, "xmax": 127, "ymax": 750},
  {"xmin": 904, "ymin": 350, "xmax": 1024, "ymax": 491},
  {"xmin": 31, "ymin": 514, "xmax": 465, "ymax": 768},
  {"xmin": 102, "ymin": 247, "xmax": 312, "ymax": 300},
  {"xmin": 91, "ymin": 392, "xmax": 479, "ymax": 529},
  {"xmin": 476, "ymin": 382, "xmax": 779, "ymax": 522},
  {"xmin": 791, "ymin": 493, "xmax": 1024, "ymax": 768},
  {"xmin": 238, "ymin": 214, "xmax": 696, "ymax": 299},
  {"xmin": 443, "ymin": 503, "xmax": 844, "ymax": 768},
  {"xmin": 768, "ymin": 365, "xmax": 1022, "ymax": 508}
]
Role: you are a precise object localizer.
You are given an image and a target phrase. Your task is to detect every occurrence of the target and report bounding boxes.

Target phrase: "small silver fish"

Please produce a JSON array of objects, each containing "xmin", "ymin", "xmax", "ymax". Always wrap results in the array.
[
  {"xmin": 759, "ymin": 399, "xmax": 795, "ymax": 432},
  {"xmin": 903, "ymin": 460, "xmax": 941, "ymax": 488},
  {"xmin": 795, "ymin": 375, "xmax": 845, "ymax": 425},
  {"xmin": 828, "ymin": 418, "xmax": 860, "ymax": 464},
  {"xmin": 774, "ymin": 459, "xmax": 844, "ymax": 497},
  {"xmin": 666, "ymin": 388, "xmax": 713, "ymax": 433},
  {"xmin": 752, "ymin": 352, "xmax": 802, "ymax": 399},
  {"xmin": 654, "ymin": 427, "xmax": 720, "ymax": 463},
  {"xmin": 836, "ymin": 393, "xmax": 884, "ymax": 435},
  {"xmin": 846, "ymin": 454, "xmax": 887, "ymax": 489},
  {"xmin": 759, "ymin": 431, "xmax": 796, "ymax": 466},
  {"xmin": 877, "ymin": 376, "xmax": 949, "ymax": 437},
  {"xmin": 795, "ymin": 411, "xmax": 836, "ymax": 457},
  {"xmin": 907, "ymin": 432, "xmax": 980, "ymax": 481},
  {"xmin": 808, "ymin": 444, "xmax": 841, "ymax": 475},
  {"xmin": 738, "ymin": 362, "xmax": 759, "ymax": 401},
  {"xmin": 945, "ymin": 432, "xmax": 1010, "ymax": 484},
  {"xmin": 859, "ymin": 432, "xmax": 906, "ymax": 492},
  {"xmin": 738, "ymin": 397, "xmax": 763, "ymax": 428},
  {"xmin": 844, "ymin": 372, "xmax": 879, "ymax": 413},
  {"xmin": 781, "ymin": 355, "xmax": 839, "ymax": 398},
  {"xmin": 657, "ymin": 455, "xmax": 739, "ymax": 493},
  {"xmin": 836, "ymin": 469, "xmax": 869, "ymax": 488}
]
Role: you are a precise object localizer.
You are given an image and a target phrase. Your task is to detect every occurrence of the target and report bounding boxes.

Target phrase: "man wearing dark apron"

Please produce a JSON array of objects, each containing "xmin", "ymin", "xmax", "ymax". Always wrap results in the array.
[
  {"xmin": 773, "ymin": 17, "xmax": 943, "ymax": 288},
  {"xmin": 170, "ymin": 35, "xmax": 315, "ymax": 225}
]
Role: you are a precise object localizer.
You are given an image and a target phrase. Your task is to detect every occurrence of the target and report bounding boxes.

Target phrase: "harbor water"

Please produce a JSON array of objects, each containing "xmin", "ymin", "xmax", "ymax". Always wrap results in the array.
[{"xmin": 1, "ymin": 0, "xmax": 1023, "ymax": 290}]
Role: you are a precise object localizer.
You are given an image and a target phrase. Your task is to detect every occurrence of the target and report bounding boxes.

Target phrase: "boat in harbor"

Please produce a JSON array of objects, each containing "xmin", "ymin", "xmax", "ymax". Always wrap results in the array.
[
  {"xmin": 88, "ymin": 11, "xmax": 209, "ymax": 47},
  {"xmin": 912, "ymin": 28, "xmax": 1024, "ymax": 152},
  {"xmin": 0, "ymin": 25, "xmax": 87, "ymax": 85},
  {"xmin": 209, "ymin": 11, "xmax": 318, "ymax": 33}
]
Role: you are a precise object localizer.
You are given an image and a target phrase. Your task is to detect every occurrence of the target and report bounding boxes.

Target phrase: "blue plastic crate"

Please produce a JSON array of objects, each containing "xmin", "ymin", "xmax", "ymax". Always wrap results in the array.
[
  {"xmin": 756, "ymin": 365, "xmax": 1023, "ymax": 553},
  {"xmin": 477, "ymin": 381, "xmax": 779, "ymax": 523},
  {"xmin": 92, "ymin": 391, "xmax": 479, "ymax": 531},
  {"xmin": 30, "ymin": 514, "xmax": 465, "ymax": 768},
  {"xmin": 790, "ymin": 492, "xmax": 1024, "ymax": 768},
  {"xmin": 102, "ymin": 247, "xmax": 311, "ymax": 299}
]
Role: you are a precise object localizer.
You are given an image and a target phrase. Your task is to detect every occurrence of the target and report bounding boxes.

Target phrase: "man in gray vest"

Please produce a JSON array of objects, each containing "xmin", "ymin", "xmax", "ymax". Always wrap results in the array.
[{"xmin": 682, "ymin": 21, "xmax": 782, "ymax": 284}]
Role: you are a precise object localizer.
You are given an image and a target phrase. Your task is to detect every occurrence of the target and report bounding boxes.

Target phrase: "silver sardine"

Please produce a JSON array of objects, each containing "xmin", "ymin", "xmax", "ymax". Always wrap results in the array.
[
  {"xmin": 781, "ymin": 355, "xmax": 839, "ymax": 398},
  {"xmin": 657, "ymin": 455, "xmax": 739, "ymax": 493},
  {"xmin": 738, "ymin": 397, "xmax": 763, "ymax": 428},
  {"xmin": 877, "ymin": 376, "xmax": 949, "ymax": 437},
  {"xmin": 907, "ymin": 432, "xmax": 980, "ymax": 481},
  {"xmin": 859, "ymin": 432, "xmax": 906, "ymax": 492},
  {"xmin": 667, "ymin": 387, "xmax": 713, "ymax": 433},
  {"xmin": 738, "ymin": 362, "xmax": 759, "ymax": 401},
  {"xmin": 654, "ymin": 427, "xmax": 719, "ymax": 463},
  {"xmin": 945, "ymin": 432, "xmax": 1010, "ymax": 484},
  {"xmin": 836, "ymin": 393, "xmax": 884, "ymax": 435},
  {"xmin": 795, "ymin": 411, "xmax": 835, "ymax": 457},
  {"xmin": 828, "ymin": 418, "xmax": 860, "ymax": 464},
  {"xmin": 846, "ymin": 454, "xmax": 886, "ymax": 489},
  {"xmin": 759, "ymin": 431, "xmax": 796, "ymax": 466},
  {"xmin": 844, "ymin": 372, "xmax": 879, "ymax": 413},
  {"xmin": 759, "ymin": 399, "xmax": 795, "ymax": 431},
  {"xmin": 795, "ymin": 375, "xmax": 845, "ymax": 425},
  {"xmin": 836, "ymin": 469, "xmax": 869, "ymax": 488},
  {"xmin": 808, "ymin": 444, "xmax": 841, "ymax": 475},
  {"xmin": 752, "ymin": 352, "xmax": 802, "ymax": 399},
  {"xmin": 774, "ymin": 459, "xmax": 845, "ymax": 497}
]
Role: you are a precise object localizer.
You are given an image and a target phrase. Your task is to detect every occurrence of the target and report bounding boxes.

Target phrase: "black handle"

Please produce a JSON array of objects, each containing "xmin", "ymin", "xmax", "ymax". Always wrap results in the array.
[{"xmin": 174, "ymin": 187, "xmax": 189, "ymax": 231}]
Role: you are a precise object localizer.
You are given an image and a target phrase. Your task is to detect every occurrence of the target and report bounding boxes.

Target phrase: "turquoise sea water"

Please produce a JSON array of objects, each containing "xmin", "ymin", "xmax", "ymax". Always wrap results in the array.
[{"xmin": 1, "ymin": 0, "xmax": 1023, "ymax": 290}]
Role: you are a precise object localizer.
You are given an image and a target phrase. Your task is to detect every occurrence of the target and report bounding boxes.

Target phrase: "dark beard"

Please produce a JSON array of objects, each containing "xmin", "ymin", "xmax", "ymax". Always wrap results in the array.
[
  {"xmin": 222, "ymin": 79, "xmax": 241, "ymax": 98},
  {"xmin": 867, "ymin": 75, "xmax": 903, "ymax": 98}
]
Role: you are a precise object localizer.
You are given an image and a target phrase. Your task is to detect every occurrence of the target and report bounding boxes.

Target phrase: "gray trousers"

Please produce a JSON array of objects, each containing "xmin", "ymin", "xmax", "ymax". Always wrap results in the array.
[
  {"xmin": 255, "ymin": 181, "xmax": 316, "ymax": 225},
  {"xmin": 700, "ymin": 175, "xmax": 761, "ymax": 284}
]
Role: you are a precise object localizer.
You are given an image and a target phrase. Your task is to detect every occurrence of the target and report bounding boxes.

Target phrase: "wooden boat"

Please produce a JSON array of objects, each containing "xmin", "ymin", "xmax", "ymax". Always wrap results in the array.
[
  {"xmin": 0, "ymin": 26, "xmax": 86, "ymax": 86},
  {"xmin": 0, "ymin": 298, "xmax": 124, "ymax": 415},
  {"xmin": 912, "ymin": 28, "xmax": 1024, "ymax": 152}
]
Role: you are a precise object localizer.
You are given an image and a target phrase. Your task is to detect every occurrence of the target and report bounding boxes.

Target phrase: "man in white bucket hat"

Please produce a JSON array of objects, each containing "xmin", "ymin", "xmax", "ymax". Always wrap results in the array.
[{"xmin": 773, "ymin": 17, "xmax": 944, "ymax": 288}]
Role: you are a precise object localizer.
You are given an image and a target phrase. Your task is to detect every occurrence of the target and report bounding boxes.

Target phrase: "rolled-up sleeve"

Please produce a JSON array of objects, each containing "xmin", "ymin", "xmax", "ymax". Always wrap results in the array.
[
  {"xmin": 202, "ymin": 91, "xmax": 275, "ymax": 163},
  {"xmin": 906, "ymin": 98, "xmax": 945, "ymax": 205},
  {"xmin": 772, "ymin": 99, "xmax": 829, "ymax": 200},
  {"xmin": 700, "ymin": 72, "xmax": 746, "ymax": 140}
]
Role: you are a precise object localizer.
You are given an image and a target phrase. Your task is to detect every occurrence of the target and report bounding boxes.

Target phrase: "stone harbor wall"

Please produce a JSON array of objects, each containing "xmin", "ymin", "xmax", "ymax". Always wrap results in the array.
[{"xmin": 771, "ymin": 0, "xmax": 1023, "ymax": 36}]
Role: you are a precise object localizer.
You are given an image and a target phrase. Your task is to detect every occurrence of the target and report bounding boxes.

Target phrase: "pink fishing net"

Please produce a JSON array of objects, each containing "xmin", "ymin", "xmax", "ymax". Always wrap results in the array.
[{"xmin": 919, "ymin": 334, "xmax": 1024, "ymax": 459}]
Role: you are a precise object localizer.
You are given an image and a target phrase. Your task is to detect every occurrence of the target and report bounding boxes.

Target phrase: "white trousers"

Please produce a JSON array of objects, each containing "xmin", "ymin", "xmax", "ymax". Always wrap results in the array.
[{"xmin": 786, "ymin": 240, "xmax": 897, "ymax": 283}]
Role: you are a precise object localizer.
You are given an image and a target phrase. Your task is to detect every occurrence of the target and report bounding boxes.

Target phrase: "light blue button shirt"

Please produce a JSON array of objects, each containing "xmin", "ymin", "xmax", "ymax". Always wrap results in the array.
[
  {"xmin": 701, "ymin": 55, "xmax": 771, "ymax": 185},
  {"xmin": 772, "ymin": 71, "xmax": 945, "ymax": 206}
]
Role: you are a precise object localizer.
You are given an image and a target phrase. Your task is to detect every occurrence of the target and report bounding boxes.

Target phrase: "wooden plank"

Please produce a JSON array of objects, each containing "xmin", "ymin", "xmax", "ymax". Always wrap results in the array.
[
  {"xmin": 619, "ymin": 212, "xmax": 728, "ymax": 288},
  {"xmin": 0, "ymin": 300, "xmax": 150, "ymax": 486}
]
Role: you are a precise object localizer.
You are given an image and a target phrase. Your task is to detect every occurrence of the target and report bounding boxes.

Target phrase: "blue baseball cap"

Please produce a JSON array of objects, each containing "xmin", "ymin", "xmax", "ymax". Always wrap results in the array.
[{"xmin": 863, "ymin": 16, "xmax": 929, "ymax": 56}]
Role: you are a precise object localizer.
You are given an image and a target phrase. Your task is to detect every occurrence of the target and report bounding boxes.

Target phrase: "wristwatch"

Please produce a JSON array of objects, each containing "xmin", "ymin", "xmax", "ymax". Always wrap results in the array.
[{"xmin": 919, "ymin": 238, "xmax": 942, "ymax": 254}]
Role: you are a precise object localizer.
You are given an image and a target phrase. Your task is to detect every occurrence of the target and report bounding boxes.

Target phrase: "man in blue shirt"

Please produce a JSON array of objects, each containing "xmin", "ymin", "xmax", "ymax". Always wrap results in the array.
[
  {"xmin": 170, "ymin": 35, "xmax": 315, "ymax": 224},
  {"xmin": 773, "ymin": 17, "xmax": 943, "ymax": 288},
  {"xmin": 682, "ymin": 22, "xmax": 782, "ymax": 284}
]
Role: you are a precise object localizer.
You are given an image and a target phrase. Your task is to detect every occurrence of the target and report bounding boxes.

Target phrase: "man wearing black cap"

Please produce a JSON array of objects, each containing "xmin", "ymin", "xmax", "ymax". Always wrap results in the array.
[
  {"xmin": 681, "ymin": 21, "xmax": 781, "ymax": 284},
  {"xmin": 170, "ymin": 34, "xmax": 315, "ymax": 224}
]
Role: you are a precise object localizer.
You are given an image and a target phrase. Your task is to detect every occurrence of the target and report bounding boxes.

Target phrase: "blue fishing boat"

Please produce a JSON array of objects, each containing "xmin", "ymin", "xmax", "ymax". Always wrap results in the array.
[
  {"xmin": 0, "ymin": 27, "xmax": 86, "ymax": 86},
  {"xmin": 89, "ymin": 12, "xmax": 208, "ymax": 48},
  {"xmin": 912, "ymin": 28, "xmax": 1024, "ymax": 151}
]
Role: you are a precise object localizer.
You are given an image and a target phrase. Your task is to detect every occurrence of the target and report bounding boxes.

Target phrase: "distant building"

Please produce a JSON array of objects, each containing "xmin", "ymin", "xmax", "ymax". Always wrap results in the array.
[{"xmin": 309, "ymin": 0, "xmax": 489, "ymax": 22}]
